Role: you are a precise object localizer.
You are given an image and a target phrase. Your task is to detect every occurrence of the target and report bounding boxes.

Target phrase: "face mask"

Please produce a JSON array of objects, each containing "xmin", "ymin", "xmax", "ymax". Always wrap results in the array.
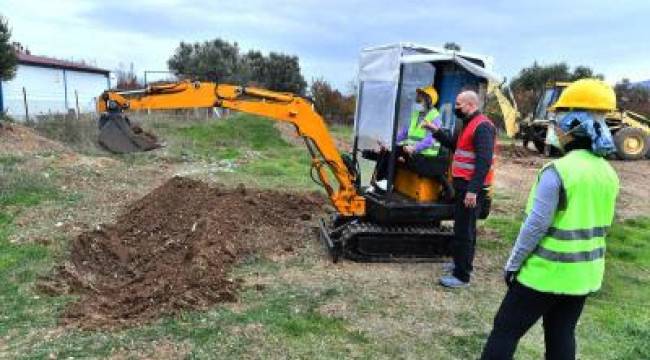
[
  {"xmin": 454, "ymin": 107, "xmax": 465, "ymax": 120},
  {"xmin": 546, "ymin": 125, "xmax": 565, "ymax": 152},
  {"xmin": 413, "ymin": 103, "xmax": 425, "ymax": 113}
]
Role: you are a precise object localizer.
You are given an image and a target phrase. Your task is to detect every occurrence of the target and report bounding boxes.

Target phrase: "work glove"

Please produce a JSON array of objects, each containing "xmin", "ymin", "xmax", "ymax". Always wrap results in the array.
[{"xmin": 504, "ymin": 270, "xmax": 517, "ymax": 288}]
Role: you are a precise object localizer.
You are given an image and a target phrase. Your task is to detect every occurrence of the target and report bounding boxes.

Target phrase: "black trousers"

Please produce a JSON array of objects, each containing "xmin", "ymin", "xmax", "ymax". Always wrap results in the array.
[
  {"xmin": 368, "ymin": 148, "xmax": 453, "ymax": 199},
  {"xmin": 481, "ymin": 281, "xmax": 587, "ymax": 360},
  {"xmin": 451, "ymin": 178, "xmax": 484, "ymax": 283},
  {"xmin": 373, "ymin": 147, "xmax": 446, "ymax": 180}
]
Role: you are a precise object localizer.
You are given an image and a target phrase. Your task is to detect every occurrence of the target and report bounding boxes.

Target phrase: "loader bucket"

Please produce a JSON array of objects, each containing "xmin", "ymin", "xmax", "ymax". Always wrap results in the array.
[{"xmin": 98, "ymin": 115, "xmax": 161, "ymax": 154}]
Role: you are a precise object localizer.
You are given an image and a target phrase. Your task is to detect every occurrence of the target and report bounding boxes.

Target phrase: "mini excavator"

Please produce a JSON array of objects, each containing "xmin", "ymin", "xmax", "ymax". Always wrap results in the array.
[{"xmin": 97, "ymin": 43, "xmax": 502, "ymax": 262}]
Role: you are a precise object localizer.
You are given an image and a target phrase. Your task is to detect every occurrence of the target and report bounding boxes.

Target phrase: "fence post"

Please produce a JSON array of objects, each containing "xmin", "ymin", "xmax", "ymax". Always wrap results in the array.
[
  {"xmin": 22, "ymin": 87, "xmax": 29, "ymax": 122},
  {"xmin": 75, "ymin": 90, "xmax": 80, "ymax": 121}
]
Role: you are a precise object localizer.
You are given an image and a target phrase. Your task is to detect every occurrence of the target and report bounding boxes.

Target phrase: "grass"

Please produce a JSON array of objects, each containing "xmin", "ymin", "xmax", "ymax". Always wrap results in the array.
[
  {"xmin": 2, "ymin": 115, "xmax": 647, "ymax": 358},
  {"xmin": 150, "ymin": 113, "xmax": 338, "ymax": 191},
  {"xmin": 0, "ymin": 159, "xmax": 71, "ymax": 348},
  {"xmin": 29, "ymin": 114, "xmax": 101, "ymax": 155},
  {"xmin": 482, "ymin": 215, "xmax": 650, "ymax": 359}
]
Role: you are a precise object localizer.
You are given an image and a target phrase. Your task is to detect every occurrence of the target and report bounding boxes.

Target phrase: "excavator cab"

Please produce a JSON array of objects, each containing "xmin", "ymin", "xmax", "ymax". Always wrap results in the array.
[{"xmin": 351, "ymin": 43, "xmax": 499, "ymax": 225}]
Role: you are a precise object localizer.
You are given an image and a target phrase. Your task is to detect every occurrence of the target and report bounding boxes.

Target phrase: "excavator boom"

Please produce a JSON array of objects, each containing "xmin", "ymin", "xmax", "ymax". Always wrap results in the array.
[
  {"xmin": 99, "ymin": 81, "xmax": 365, "ymax": 216},
  {"xmin": 488, "ymin": 82, "xmax": 520, "ymax": 138}
]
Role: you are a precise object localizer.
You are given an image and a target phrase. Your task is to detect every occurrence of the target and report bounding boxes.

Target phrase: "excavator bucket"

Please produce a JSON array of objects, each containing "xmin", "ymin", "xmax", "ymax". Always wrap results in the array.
[{"xmin": 98, "ymin": 114, "xmax": 161, "ymax": 154}]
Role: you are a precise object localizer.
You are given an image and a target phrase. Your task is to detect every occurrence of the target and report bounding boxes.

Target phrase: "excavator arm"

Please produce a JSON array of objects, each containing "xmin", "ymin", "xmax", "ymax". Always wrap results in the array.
[
  {"xmin": 98, "ymin": 81, "xmax": 365, "ymax": 216},
  {"xmin": 488, "ymin": 82, "xmax": 520, "ymax": 138}
]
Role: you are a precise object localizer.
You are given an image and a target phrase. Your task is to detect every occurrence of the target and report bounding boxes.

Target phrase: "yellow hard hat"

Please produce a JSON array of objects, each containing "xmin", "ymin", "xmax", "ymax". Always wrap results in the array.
[
  {"xmin": 550, "ymin": 78, "xmax": 616, "ymax": 112},
  {"xmin": 417, "ymin": 86, "xmax": 438, "ymax": 105}
]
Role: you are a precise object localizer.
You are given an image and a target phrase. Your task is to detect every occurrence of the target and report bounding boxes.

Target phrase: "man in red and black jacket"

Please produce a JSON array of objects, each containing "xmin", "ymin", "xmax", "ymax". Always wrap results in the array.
[{"xmin": 424, "ymin": 90, "xmax": 496, "ymax": 288}]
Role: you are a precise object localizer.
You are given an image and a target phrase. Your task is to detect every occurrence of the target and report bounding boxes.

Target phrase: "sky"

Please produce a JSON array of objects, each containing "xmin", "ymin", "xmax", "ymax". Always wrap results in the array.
[{"xmin": 3, "ymin": 0, "xmax": 650, "ymax": 91}]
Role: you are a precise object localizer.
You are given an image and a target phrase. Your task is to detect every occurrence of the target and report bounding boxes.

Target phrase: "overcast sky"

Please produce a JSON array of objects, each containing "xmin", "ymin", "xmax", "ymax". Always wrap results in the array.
[{"xmin": 3, "ymin": 0, "xmax": 649, "ymax": 90}]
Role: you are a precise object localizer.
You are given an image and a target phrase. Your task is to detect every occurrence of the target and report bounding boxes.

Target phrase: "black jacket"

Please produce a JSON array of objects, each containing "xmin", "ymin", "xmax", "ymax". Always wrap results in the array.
[{"xmin": 431, "ymin": 112, "xmax": 496, "ymax": 193}]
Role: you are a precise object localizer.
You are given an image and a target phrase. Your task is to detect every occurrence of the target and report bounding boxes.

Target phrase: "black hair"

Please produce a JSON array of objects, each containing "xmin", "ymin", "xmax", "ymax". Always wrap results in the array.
[
  {"xmin": 562, "ymin": 117, "xmax": 592, "ymax": 152},
  {"xmin": 416, "ymin": 90, "xmax": 433, "ymax": 109},
  {"xmin": 564, "ymin": 136, "xmax": 592, "ymax": 152}
]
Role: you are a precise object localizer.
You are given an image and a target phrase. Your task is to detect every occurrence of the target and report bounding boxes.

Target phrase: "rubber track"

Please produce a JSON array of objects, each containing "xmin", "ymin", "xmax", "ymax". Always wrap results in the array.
[{"xmin": 339, "ymin": 221, "xmax": 454, "ymax": 262}]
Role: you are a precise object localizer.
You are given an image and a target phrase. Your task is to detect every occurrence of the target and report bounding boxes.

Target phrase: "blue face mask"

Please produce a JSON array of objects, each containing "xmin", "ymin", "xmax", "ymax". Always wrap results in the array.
[{"xmin": 413, "ymin": 103, "xmax": 425, "ymax": 113}]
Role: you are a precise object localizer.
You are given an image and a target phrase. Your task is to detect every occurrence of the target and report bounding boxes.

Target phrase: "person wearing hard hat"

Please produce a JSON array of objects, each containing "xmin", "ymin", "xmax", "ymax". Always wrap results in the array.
[
  {"xmin": 368, "ymin": 86, "xmax": 453, "ymax": 198},
  {"xmin": 481, "ymin": 79, "xmax": 620, "ymax": 360}
]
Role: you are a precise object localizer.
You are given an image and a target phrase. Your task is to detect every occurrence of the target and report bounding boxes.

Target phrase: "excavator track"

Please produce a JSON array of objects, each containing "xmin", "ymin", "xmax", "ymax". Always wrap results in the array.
[{"xmin": 320, "ymin": 219, "xmax": 453, "ymax": 262}]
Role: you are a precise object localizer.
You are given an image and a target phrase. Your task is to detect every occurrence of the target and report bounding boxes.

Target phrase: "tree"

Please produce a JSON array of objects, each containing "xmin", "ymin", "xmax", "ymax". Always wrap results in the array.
[
  {"xmin": 114, "ymin": 62, "xmax": 142, "ymax": 90},
  {"xmin": 168, "ymin": 38, "xmax": 307, "ymax": 94},
  {"xmin": 168, "ymin": 39, "xmax": 246, "ymax": 83},
  {"xmin": 443, "ymin": 42, "xmax": 461, "ymax": 51},
  {"xmin": 614, "ymin": 78, "xmax": 650, "ymax": 117},
  {"xmin": 261, "ymin": 52, "xmax": 307, "ymax": 94},
  {"xmin": 0, "ymin": 15, "xmax": 17, "ymax": 81},
  {"xmin": 310, "ymin": 78, "xmax": 355, "ymax": 124},
  {"xmin": 509, "ymin": 62, "xmax": 604, "ymax": 115}
]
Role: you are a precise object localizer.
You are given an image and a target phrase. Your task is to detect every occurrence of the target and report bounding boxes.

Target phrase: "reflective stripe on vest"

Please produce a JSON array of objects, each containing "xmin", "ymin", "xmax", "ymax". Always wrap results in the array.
[
  {"xmin": 516, "ymin": 150, "xmax": 620, "ymax": 295},
  {"xmin": 535, "ymin": 247, "xmax": 605, "ymax": 263},
  {"xmin": 451, "ymin": 114, "xmax": 496, "ymax": 185},
  {"xmin": 399, "ymin": 108, "xmax": 440, "ymax": 157},
  {"xmin": 547, "ymin": 226, "xmax": 608, "ymax": 240}
]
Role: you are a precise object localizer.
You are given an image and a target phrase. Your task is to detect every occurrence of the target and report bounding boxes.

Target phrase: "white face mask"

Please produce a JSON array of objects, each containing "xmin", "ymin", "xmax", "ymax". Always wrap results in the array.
[{"xmin": 413, "ymin": 102, "xmax": 425, "ymax": 113}]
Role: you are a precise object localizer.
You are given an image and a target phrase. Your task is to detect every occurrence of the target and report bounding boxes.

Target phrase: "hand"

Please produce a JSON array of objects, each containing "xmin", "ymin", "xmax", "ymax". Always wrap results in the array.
[
  {"xmin": 377, "ymin": 140, "xmax": 388, "ymax": 151},
  {"xmin": 397, "ymin": 156, "xmax": 406, "ymax": 163},
  {"xmin": 504, "ymin": 270, "xmax": 517, "ymax": 287},
  {"xmin": 423, "ymin": 121, "xmax": 440, "ymax": 132},
  {"xmin": 403, "ymin": 145, "xmax": 416, "ymax": 155},
  {"xmin": 464, "ymin": 192, "xmax": 477, "ymax": 208}
]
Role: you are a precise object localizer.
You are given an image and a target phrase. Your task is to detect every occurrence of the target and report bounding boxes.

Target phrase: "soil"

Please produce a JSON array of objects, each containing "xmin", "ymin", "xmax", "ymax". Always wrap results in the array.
[
  {"xmin": 495, "ymin": 144, "xmax": 650, "ymax": 219},
  {"xmin": 39, "ymin": 177, "xmax": 324, "ymax": 329},
  {"xmin": 0, "ymin": 123, "xmax": 72, "ymax": 155}
]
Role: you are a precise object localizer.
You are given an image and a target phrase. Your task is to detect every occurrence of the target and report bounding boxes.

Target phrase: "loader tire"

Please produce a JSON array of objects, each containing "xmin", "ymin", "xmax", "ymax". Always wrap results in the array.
[{"xmin": 614, "ymin": 127, "xmax": 648, "ymax": 161}]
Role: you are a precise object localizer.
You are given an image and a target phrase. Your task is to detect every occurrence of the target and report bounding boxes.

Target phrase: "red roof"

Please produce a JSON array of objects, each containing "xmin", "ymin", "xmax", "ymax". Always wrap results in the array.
[{"xmin": 17, "ymin": 52, "xmax": 110, "ymax": 75}]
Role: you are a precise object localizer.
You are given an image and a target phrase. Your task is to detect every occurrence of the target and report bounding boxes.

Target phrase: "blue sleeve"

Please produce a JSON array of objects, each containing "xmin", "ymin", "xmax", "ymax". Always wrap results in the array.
[
  {"xmin": 396, "ymin": 126, "xmax": 408, "ymax": 143},
  {"xmin": 505, "ymin": 166, "xmax": 561, "ymax": 272}
]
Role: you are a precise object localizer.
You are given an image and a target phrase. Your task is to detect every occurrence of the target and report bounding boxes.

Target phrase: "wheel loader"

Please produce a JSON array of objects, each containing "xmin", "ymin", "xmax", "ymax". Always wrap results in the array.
[
  {"xmin": 517, "ymin": 82, "xmax": 650, "ymax": 160},
  {"xmin": 97, "ymin": 43, "xmax": 502, "ymax": 262}
]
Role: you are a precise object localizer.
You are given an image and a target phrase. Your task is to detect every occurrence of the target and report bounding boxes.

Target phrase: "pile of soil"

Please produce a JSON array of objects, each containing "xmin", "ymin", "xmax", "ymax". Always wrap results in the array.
[
  {"xmin": 0, "ymin": 122, "xmax": 71, "ymax": 155},
  {"xmin": 39, "ymin": 177, "xmax": 324, "ymax": 328}
]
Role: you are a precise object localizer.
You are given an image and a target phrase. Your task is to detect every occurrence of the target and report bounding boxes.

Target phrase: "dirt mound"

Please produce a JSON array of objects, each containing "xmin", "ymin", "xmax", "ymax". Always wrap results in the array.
[
  {"xmin": 0, "ymin": 122, "xmax": 72, "ymax": 155},
  {"xmin": 39, "ymin": 177, "xmax": 324, "ymax": 328}
]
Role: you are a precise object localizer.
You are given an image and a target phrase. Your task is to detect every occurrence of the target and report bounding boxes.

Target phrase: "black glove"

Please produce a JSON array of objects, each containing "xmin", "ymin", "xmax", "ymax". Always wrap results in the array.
[
  {"xmin": 504, "ymin": 270, "xmax": 517, "ymax": 287},
  {"xmin": 361, "ymin": 149, "xmax": 379, "ymax": 160}
]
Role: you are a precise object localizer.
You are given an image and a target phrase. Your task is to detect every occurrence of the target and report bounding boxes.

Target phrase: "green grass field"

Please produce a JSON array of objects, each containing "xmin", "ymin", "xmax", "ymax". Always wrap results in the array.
[{"xmin": 1, "ymin": 115, "xmax": 648, "ymax": 359}]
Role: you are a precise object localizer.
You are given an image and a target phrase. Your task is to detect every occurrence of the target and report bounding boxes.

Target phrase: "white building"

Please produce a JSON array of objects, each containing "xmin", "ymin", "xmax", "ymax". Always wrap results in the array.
[{"xmin": 0, "ymin": 51, "xmax": 110, "ymax": 120}]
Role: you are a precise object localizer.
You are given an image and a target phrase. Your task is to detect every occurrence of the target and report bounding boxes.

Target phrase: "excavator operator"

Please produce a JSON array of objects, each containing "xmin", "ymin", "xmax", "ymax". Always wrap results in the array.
[{"xmin": 364, "ymin": 86, "xmax": 454, "ymax": 199}]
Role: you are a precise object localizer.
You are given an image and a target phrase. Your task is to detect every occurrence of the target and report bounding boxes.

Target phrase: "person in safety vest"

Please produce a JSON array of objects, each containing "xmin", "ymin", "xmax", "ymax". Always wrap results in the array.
[
  {"xmin": 366, "ymin": 86, "xmax": 453, "ymax": 198},
  {"xmin": 480, "ymin": 79, "xmax": 620, "ymax": 360},
  {"xmin": 424, "ymin": 90, "xmax": 497, "ymax": 288}
]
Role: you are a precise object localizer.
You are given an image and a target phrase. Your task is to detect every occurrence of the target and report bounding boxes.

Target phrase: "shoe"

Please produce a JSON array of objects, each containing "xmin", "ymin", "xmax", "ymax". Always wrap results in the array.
[
  {"xmin": 442, "ymin": 262, "xmax": 455, "ymax": 273},
  {"xmin": 375, "ymin": 179, "xmax": 387, "ymax": 190},
  {"xmin": 439, "ymin": 275, "xmax": 469, "ymax": 288}
]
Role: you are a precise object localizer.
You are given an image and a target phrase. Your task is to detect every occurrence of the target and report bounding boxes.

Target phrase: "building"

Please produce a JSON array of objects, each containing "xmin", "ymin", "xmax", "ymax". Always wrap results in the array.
[{"xmin": 0, "ymin": 50, "xmax": 110, "ymax": 120}]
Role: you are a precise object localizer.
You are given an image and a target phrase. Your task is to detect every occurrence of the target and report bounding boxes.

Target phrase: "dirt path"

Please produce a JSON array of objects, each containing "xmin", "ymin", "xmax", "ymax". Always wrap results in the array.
[{"xmin": 495, "ymin": 145, "xmax": 650, "ymax": 219}]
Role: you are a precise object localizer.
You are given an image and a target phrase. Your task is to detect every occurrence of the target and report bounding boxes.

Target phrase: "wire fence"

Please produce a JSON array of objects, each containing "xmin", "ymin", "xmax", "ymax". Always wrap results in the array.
[{"xmin": 3, "ymin": 86, "xmax": 100, "ymax": 123}]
